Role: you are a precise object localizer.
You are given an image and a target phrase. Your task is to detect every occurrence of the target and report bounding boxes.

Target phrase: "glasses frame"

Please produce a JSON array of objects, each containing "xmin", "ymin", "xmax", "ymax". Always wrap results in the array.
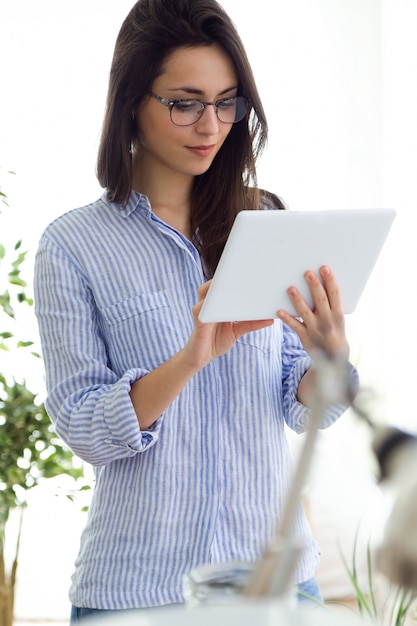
[{"xmin": 148, "ymin": 91, "xmax": 249, "ymax": 126}]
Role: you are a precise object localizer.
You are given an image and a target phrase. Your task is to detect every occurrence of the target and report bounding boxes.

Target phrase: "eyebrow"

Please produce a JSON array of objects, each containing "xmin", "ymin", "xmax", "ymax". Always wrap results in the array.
[{"xmin": 166, "ymin": 85, "xmax": 238, "ymax": 97}]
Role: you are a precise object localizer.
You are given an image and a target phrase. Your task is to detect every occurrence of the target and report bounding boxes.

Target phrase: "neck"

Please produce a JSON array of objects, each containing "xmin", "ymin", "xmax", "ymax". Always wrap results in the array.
[{"xmin": 132, "ymin": 154, "xmax": 193, "ymax": 239}]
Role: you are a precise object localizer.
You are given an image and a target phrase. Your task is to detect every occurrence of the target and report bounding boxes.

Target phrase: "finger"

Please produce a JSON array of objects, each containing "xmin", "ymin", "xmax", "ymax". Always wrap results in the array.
[
  {"xmin": 234, "ymin": 318, "xmax": 274, "ymax": 339},
  {"xmin": 319, "ymin": 265, "xmax": 344, "ymax": 313},
  {"xmin": 192, "ymin": 282, "xmax": 213, "ymax": 325},
  {"xmin": 197, "ymin": 280, "xmax": 212, "ymax": 301},
  {"xmin": 284, "ymin": 284, "xmax": 316, "ymax": 321},
  {"xmin": 276, "ymin": 308, "xmax": 306, "ymax": 334},
  {"xmin": 303, "ymin": 270, "xmax": 331, "ymax": 314}
]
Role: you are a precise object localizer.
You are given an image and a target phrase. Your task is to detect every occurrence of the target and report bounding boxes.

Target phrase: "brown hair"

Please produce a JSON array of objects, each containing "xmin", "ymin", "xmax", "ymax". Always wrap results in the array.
[{"xmin": 97, "ymin": 0, "xmax": 284, "ymax": 275}]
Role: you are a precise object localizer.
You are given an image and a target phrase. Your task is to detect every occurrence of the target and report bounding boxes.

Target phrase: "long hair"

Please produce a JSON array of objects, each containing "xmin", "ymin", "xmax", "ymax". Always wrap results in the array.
[{"xmin": 97, "ymin": 0, "xmax": 283, "ymax": 275}]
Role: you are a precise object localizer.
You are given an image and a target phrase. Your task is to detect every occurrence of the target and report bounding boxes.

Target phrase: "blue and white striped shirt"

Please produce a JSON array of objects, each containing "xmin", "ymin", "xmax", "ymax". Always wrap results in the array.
[{"xmin": 34, "ymin": 191, "xmax": 351, "ymax": 609}]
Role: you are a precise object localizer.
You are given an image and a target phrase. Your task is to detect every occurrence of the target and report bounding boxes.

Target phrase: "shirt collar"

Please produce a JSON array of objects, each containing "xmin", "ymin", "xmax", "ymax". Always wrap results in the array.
[{"xmin": 103, "ymin": 190, "xmax": 152, "ymax": 218}]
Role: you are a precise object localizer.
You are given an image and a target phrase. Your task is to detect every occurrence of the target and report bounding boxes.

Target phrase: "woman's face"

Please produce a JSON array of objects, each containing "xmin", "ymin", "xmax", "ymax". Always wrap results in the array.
[{"xmin": 135, "ymin": 44, "xmax": 238, "ymax": 183}]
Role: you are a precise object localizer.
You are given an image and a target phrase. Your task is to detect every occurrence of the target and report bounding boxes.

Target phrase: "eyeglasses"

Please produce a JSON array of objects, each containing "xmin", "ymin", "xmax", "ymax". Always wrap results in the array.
[{"xmin": 148, "ymin": 91, "xmax": 249, "ymax": 126}]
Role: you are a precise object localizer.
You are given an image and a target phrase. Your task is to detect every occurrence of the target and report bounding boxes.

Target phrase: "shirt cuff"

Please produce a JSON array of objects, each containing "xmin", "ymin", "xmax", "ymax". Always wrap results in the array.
[
  {"xmin": 286, "ymin": 359, "xmax": 359, "ymax": 434},
  {"xmin": 103, "ymin": 368, "xmax": 163, "ymax": 453}
]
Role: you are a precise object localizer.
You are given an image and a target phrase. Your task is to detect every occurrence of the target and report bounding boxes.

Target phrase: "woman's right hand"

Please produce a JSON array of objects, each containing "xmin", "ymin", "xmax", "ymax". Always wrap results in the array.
[
  {"xmin": 131, "ymin": 282, "xmax": 273, "ymax": 430},
  {"xmin": 184, "ymin": 281, "xmax": 274, "ymax": 370}
]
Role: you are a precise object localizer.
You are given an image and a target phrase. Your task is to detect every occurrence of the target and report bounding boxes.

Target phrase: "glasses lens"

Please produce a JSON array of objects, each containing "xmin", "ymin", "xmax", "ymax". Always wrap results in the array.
[
  {"xmin": 217, "ymin": 97, "xmax": 248, "ymax": 123},
  {"xmin": 170, "ymin": 97, "xmax": 249, "ymax": 126},
  {"xmin": 171, "ymin": 100, "xmax": 204, "ymax": 126}
]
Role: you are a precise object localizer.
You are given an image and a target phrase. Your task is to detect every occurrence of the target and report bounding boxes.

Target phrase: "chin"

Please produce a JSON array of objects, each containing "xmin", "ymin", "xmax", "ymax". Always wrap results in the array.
[{"xmin": 189, "ymin": 161, "xmax": 216, "ymax": 177}]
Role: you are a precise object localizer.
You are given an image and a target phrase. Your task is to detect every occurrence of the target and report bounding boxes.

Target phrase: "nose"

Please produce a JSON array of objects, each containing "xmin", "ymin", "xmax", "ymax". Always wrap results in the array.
[{"xmin": 195, "ymin": 104, "xmax": 220, "ymax": 135}]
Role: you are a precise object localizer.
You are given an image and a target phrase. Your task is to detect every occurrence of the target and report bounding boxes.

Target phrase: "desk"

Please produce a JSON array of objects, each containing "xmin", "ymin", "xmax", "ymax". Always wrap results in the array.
[{"xmin": 93, "ymin": 601, "xmax": 370, "ymax": 625}]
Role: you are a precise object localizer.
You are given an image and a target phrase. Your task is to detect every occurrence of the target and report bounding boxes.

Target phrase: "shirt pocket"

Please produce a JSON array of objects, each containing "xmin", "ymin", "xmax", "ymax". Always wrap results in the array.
[
  {"xmin": 236, "ymin": 322, "xmax": 280, "ymax": 353},
  {"xmin": 102, "ymin": 290, "xmax": 170, "ymax": 324},
  {"xmin": 100, "ymin": 290, "xmax": 182, "ymax": 372}
]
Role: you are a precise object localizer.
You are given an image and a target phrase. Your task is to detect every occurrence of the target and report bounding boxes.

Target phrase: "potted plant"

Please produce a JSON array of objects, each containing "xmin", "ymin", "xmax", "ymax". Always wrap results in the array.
[{"xmin": 0, "ymin": 176, "xmax": 87, "ymax": 626}]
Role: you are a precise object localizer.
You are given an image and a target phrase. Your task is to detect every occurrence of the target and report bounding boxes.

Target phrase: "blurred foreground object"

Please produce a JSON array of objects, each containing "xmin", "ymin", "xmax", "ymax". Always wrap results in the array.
[
  {"xmin": 93, "ymin": 599, "xmax": 369, "ymax": 626},
  {"xmin": 244, "ymin": 352, "xmax": 357, "ymax": 600},
  {"xmin": 372, "ymin": 426, "xmax": 417, "ymax": 591}
]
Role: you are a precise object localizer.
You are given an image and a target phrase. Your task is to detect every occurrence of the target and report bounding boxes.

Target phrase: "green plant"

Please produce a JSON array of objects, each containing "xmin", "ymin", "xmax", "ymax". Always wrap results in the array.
[
  {"xmin": 0, "ymin": 169, "xmax": 15, "ymax": 209},
  {"xmin": 0, "ymin": 241, "xmax": 36, "ymax": 355},
  {"xmin": 329, "ymin": 529, "xmax": 417, "ymax": 626},
  {"xmin": 0, "ymin": 375, "xmax": 85, "ymax": 626},
  {"xmin": 0, "ymin": 175, "xmax": 88, "ymax": 626}
]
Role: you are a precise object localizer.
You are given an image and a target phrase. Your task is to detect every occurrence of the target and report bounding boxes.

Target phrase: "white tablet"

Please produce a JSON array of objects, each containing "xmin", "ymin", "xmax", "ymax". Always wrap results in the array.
[{"xmin": 198, "ymin": 208, "xmax": 396, "ymax": 323}]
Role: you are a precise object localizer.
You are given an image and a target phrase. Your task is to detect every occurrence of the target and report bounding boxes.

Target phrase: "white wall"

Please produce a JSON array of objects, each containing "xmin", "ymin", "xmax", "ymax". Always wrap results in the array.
[
  {"xmin": 1, "ymin": 0, "xmax": 416, "ymax": 620},
  {"xmin": 380, "ymin": 0, "xmax": 417, "ymax": 429}
]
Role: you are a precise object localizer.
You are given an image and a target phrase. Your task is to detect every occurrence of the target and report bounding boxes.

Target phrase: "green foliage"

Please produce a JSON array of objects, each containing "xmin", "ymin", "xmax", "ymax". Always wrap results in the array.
[
  {"xmin": 0, "ymin": 232, "xmax": 86, "ymax": 528},
  {"xmin": 0, "ymin": 170, "xmax": 15, "ymax": 209},
  {"xmin": 330, "ymin": 529, "xmax": 417, "ymax": 625},
  {"xmin": 0, "ymin": 374, "xmax": 84, "ymax": 530},
  {"xmin": 0, "ymin": 172, "xmax": 89, "ymax": 626},
  {"xmin": 0, "ymin": 240, "xmax": 34, "ymax": 354}
]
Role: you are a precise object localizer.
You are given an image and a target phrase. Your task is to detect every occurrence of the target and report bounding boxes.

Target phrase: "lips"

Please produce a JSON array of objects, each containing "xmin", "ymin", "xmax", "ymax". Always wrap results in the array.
[{"xmin": 186, "ymin": 145, "xmax": 215, "ymax": 157}]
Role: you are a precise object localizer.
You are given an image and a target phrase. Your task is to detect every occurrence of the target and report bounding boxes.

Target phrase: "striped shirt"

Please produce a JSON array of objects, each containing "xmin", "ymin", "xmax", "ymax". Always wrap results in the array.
[{"xmin": 34, "ymin": 191, "xmax": 353, "ymax": 609}]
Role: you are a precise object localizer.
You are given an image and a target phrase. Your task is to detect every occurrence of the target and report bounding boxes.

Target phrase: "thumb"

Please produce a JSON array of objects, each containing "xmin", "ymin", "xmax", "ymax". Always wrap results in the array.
[{"xmin": 197, "ymin": 280, "xmax": 212, "ymax": 302}]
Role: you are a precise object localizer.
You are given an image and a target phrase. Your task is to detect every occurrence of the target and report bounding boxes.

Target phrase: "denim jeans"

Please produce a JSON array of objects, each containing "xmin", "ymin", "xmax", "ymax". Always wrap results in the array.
[
  {"xmin": 70, "ymin": 577, "xmax": 323, "ymax": 623},
  {"xmin": 70, "ymin": 603, "xmax": 179, "ymax": 624},
  {"xmin": 296, "ymin": 577, "xmax": 323, "ymax": 605}
]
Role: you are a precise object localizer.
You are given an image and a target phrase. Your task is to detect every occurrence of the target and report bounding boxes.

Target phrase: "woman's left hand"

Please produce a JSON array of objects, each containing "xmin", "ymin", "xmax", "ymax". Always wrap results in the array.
[{"xmin": 277, "ymin": 265, "xmax": 350, "ymax": 360}]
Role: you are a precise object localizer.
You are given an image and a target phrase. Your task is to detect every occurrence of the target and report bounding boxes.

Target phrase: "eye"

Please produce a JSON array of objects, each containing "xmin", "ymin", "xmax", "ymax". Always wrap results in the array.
[
  {"xmin": 216, "ymin": 97, "xmax": 236, "ymax": 110},
  {"xmin": 173, "ymin": 100, "xmax": 201, "ymax": 113}
]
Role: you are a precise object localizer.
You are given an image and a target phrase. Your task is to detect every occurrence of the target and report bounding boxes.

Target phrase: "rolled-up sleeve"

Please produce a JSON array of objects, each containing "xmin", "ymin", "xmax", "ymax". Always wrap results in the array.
[
  {"xmin": 281, "ymin": 323, "xmax": 359, "ymax": 434},
  {"xmin": 34, "ymin": 234, "xmax": 162, "ymax": 467}
]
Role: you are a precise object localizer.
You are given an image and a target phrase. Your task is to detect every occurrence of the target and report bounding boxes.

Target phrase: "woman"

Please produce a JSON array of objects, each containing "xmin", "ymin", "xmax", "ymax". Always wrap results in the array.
[{"xmin": 34, "ymin": 0, "xmax": 357, "ymax": 621}]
